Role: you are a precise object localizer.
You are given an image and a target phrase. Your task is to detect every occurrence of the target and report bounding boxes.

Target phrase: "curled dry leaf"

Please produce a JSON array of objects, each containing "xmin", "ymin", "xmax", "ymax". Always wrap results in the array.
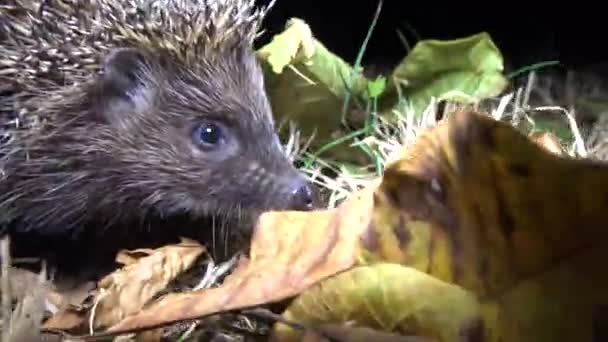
[
  {"xmin": 271, "ymin": 263, "xmax": 482, "ymax": 342},
  {"xmin": 43, "ymin": 238, "xmax": 205, "ymax": 332},
  {"xmin": 47, "ymin": 281, "xmax": 96, "ymax": 312},
  {"xmin": 102, "ymin": 184, "xmax": 378, "ymax": 335},
  {"xmin": 39, "ymin": 280, "xmax": 97, "ymax": 332}
]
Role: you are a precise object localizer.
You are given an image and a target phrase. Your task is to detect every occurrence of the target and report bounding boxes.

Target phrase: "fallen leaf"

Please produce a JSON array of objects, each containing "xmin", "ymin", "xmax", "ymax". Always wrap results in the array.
[
  {"xmin": 41, "ymin": 308, "xmax": 85, "ymax": 333},
  {"xmin": 385, "ymin": 33, "xmax": 507, "ymax": 118},
  {"xmin": 97, "ymin": 181, "xmax": 380, "ymax": 336},
  {"xmin": 115, "ymin": 248, "xmax": 158, "ymax": 266},
  {"xmin": 369, "ymin": 111, "xmax": 608, "ymax": 294},
  {"xmin": 43, "ymin": 238, "xmax": 205, "ymax": 332},
  {"xmin": 1, "ymin": 266, "xmax": 85, "ymax": 333},
  {"xmin": 271, "ymin": 110, "xmax": 608, "ymax": 342},
  {"xmin": 271, "ymin": 263, "xmax": 482, "ymax": 342},
  {"xmin": 40, "ymin": 279, "xmax": 96, "ymax": 331},
  {"xmin": 55, "ymin": 282, "xmax": 95, "ymax": 308},
  {"xmin": 363, "ymin": 111, "xmax": 608, "ymax": 340}
]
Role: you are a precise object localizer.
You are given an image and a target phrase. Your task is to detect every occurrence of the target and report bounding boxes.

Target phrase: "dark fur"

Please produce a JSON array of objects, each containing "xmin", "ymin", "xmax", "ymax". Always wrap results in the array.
[{"xmin": 0, "ymin": 0, "xmax": 315, "ymax": 277}]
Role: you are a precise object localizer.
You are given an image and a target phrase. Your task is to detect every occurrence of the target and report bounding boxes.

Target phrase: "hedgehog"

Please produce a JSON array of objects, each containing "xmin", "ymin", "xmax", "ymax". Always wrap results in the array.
[{"xmin": 0, "ymin": 0, "xmax": 318, "ymax": 276}]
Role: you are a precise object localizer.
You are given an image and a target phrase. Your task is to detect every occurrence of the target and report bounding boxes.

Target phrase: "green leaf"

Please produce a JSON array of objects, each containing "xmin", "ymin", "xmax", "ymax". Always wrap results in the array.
[
  {"xmin": 257, "ymin": 22, "xmax": 509, "ymax": 164},
  {"xmin": 367, "ymin": 77, "xmax": 387, "ymax": 99},
  {"xmin": 386, "ymin": 32, "xmax": 508, "ymax": 117},
  {"xmin": 257, "ymin": 18, "xmax": 369, "ymax": 162},
  {"xmin": 257, "ymin": 18, "xmax": 316, "ymax": 74}
]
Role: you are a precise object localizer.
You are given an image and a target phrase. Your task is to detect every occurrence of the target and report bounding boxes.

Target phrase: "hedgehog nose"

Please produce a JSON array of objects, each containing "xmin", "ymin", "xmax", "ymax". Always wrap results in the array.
[{"xmin": 288, "ymin": 178, "xmax": 319, "ymax": 211}]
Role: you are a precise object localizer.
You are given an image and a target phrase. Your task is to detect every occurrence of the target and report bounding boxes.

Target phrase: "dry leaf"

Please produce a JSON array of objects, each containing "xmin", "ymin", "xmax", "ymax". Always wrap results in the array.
[
  {"xmin": 47, "ymin": 280, "xmax": 96, "ymax": 313},
  {"xmin": 44, "ymin": 238, "xmax": 205, "ymax": 332},
  {"xmin": 115, "ymin": 249, "xmax": 158, "ymax": 266},
  {"xmin": 99, "ymin": 182, "xmax": 379, "ymax": 335},
  {"xmin": 42, "ymin": 308, "xmax": 87, "ymax": 333}
]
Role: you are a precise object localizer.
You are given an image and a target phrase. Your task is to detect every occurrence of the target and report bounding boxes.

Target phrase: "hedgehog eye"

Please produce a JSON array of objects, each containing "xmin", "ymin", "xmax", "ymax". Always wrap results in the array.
[{"xmin": 192, "ymin": 121, "xmax": 224, "ymax": 150}]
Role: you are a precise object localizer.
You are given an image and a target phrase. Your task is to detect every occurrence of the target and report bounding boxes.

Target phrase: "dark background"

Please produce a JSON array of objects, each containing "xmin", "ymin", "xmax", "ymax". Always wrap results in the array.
[{"xmin": 255, "ymin": 0, "xmax": 608, "ymax": 73}]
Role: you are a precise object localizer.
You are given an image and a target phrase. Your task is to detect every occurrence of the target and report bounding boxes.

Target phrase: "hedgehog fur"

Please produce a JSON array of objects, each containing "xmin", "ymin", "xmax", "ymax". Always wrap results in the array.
[
  {"xmin": 0, "ymin": 0, "xmax": 275, "ymax": 137},
  {"xmin": 0, "ymin": 0, "xmax": 317, "ymax": 276}
]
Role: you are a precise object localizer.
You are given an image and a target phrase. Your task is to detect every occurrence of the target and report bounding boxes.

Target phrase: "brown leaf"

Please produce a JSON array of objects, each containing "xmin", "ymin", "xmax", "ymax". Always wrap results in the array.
[
  {"xmin": 43, "ymin": 238, "xmax": 205, "ymax": 332},
  {"xmin": 49, "ymin": 280, "xmax": 96, "ymax": 311},
  {"xmin": 40, "ymin": 279, "xmax": 96, "ymax": 332},
  {"xmin": 100, "ymin": 181, "xmax": 380, "ymax": 336},
  {"xmin": 42, "ymin": 308, "xmax": 86, "ymax": 333}
]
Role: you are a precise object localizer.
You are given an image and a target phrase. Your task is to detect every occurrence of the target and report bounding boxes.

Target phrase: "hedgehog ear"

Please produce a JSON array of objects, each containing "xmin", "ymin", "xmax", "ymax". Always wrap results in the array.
[{"xmin": 97, "ymin": 48, "xmax": 155, "ymax": 125}]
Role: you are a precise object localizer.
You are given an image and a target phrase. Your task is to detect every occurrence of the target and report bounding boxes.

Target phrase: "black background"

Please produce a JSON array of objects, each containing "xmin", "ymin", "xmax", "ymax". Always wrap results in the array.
[{"xmin": 255, "ymin": 0, "xmax": 608, "ymax": 72}]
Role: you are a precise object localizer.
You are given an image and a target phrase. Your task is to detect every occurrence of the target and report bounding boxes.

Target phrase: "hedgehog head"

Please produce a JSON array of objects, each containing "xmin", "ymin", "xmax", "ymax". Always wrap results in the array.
[{"xmin": 0, "ymin": 0, "xmax": 319, "ymax": 236}]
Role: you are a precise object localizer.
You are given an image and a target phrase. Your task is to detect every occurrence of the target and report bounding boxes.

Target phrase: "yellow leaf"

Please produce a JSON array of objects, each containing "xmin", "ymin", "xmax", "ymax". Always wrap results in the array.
[
  {"xmin": 271, "ymin": 263, "xmax": 482, "ymax": 342},
  {"xmin": 364, "ymin": 111, "xmax": 608, "ymax": 340}
]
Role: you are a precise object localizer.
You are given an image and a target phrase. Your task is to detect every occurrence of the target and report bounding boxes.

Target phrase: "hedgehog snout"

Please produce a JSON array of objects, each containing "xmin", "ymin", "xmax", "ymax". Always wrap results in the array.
[{"xmin": 284, "ymin": 174, "xmax": 320, "ymax": 211}]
